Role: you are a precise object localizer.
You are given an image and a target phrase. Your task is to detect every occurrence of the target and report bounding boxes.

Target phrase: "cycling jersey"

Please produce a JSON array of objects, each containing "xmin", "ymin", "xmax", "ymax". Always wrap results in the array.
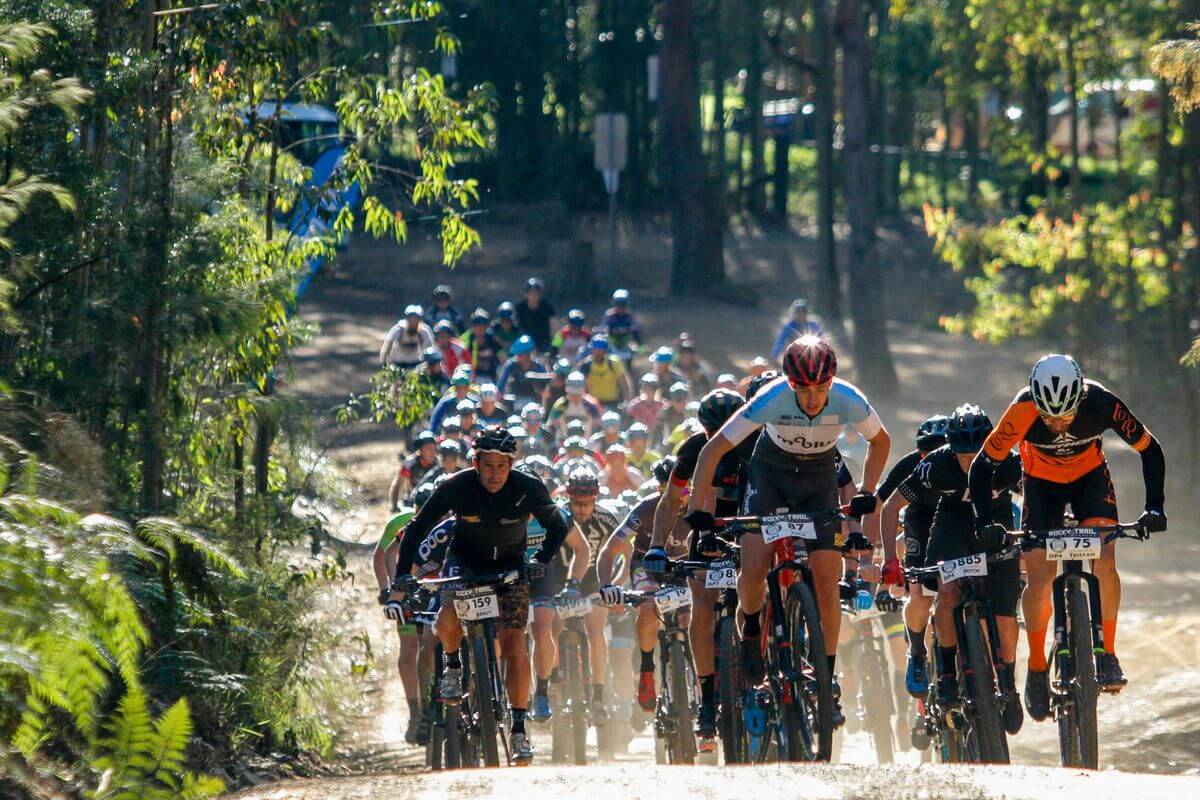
[
  {"xmin": 599, "ymin": 308, "xmax": 641, "ymax": 350},
  {"xmin": 528, "ymin": 504, "xmax": 571, "ymax": 602},
  {"xmin": 496, "ymin": 356, "xmax": 549, "ymax": 403},
  {"xmin": 973, "ymin": 380, "xmax": 1164, "ymax": 527},
  {"xmin": 551, "ymin": 324, "xmax": 591, "ymax": 360},
  {"xmin": 548, "ymin": 395, "xmax": 603, "ymax": 432},
  {"xmin": 613, "ymin": 493, "xmax": 690, "ymax": 562},
  {"xmin": 488, "ymin": 321, "xmax": 521, "ymax": 354},
  {"xmin": 380, "ymin": 321, "xmax": 434, "ymax": 366},
  {"xmin": 565, "ymin": 503, "xmax": 620, "ymax": 594},
  {"xmin": 461, "ymin": 329, "xmax": 503, "ymax": 378},
  {"xmin": 722, "ymin": 376, "xmax": 882, "ymax": 465},
  {"xmin": 429, "ymin": 391, "xmax": 474, "ymax": 433},
  {"xmin": 516, "ymin": 299, "xmax": 556, "ymax": 351},
  {"xmin": 424, "ymin": 304, "xmax": 466, "ymax": 333},
  {"xmin": 625, "ymin": 396, "xmax": 665, "ymax": 427},
  {"xmin": 652, "ymin": 404, "xmax": 687, "ymax": 447},
  {"xmin": 578, "ymin": 356, "xmax": 627, "ymax": 404},
  {"xmin": 982, "ymin": 380, "xmax": 1153, "ymax": 483},
  {"xmin": 673, "ymin": 430, "xmax": 755, "ymax": 517},
  {"xmin": 880, "ymin": 449, "xmax": 939, "ymax": 569},
  {"xmin": 411, "ymin": 517, "xmax": 456, "ymax": 577},
  {"xmin": 905, "ymin": 445, "xmax": 1022, "ymax": 614},
  {"xmin": 626, "ymin": 447, "xmax": 663, "ymax": 474},
  {"xmin": 401, "ymin": 452, "xmax": 439, "ymax": 489},
  {"xmin": 396, "ymin": 468, "xmax": 568, "ymax": 575}
]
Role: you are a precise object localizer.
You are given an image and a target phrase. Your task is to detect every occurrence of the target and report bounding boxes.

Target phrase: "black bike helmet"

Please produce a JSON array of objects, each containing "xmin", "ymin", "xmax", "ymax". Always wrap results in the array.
[
  {"xmin": 697, "ymin": 388, "xmax": 745, "ymax": 433},
  {"xmin": 566, "ymin": 468, "xmax": 600, "ymax": 497},
  {"xmin": 746, "ymin": 369, "xmax": 781, "ymax": 401},
  {"xmin": 414, "ymin": 430, "xmax": 437, "ymax": 448},
  {"xmin": 474, "ymin": 425, "xmax": 518, "ymax": 456},
  {"xmin": 916, "ymin": 414, "xmax": 950, "ymax": 452},
  {"xmin": 652, "ymin": 456, "xmax": 677, "ymax": 485},
  {"xmin": 946, "ymin": 404, "xmax": 992, "ymax": 453}
]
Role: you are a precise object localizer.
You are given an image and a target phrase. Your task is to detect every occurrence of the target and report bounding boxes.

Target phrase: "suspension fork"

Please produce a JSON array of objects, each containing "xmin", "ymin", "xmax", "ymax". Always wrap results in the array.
[{"xmin": 766, "ymin": 563, "xmax": 793, "ymax": 676}]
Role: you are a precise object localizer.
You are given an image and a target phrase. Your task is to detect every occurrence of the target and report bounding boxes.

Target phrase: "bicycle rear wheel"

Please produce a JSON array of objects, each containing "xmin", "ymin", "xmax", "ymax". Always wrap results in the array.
[
  {"xmin": 716, "ymin": 615, "xmax": 746, "ymax": 764},
  {"xmin": 786, "ymin": 582, "xmax": 833, "ymax": 761},
  {"xmin": 667, "ymin": 638, "xmax": 697, "ymax": 764},
  {"xmin": 1060, "ymin": 584, "xmax": 1100, "ymax": 769},
  {"xmin": 470, "ymin": 635, "xmax": 501, "ymax": 767},
  {"xmin": 963, "ymin": 612, "xmax": 1007, "ymax": 764}
]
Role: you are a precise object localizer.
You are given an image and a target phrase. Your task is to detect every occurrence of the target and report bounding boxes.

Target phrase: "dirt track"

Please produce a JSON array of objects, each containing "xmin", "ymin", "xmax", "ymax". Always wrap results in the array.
[{"xmin": 251, "ymin": 223, "xmax": 1200, "ymax": 798}]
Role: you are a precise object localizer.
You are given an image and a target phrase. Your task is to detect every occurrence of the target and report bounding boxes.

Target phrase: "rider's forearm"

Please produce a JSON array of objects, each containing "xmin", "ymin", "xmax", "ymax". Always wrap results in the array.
[
  {"xmin": 880, "ymin": 495, "xmax": 906, "ymax": 562},
  {"xmin": 860, "ymin": 428, "xmax": 890, "ymax": 493},
  {"xmin": 967, "ymin": 453, "xmax": 998, "ymax": 526},
  {"xmin": 651, "ymin": 487, "xmax": 681, "ymax": 548},
  {"xmin": 1140, "ymin": 437, "xmax": 1166, "ymax": 509},
  {"xmin": 686, "ymin": 435, "xmax": 733, "ymax": 515},
  {"xmin": 372, "ymin": 547, "xmax": 390, "ymax": 591}
]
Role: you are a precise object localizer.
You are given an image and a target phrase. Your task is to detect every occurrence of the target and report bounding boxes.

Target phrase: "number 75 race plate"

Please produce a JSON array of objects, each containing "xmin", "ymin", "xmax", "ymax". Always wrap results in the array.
[{"xmin": 1045, "ymin": 531, "xmax": 1101, "ymax": 561}]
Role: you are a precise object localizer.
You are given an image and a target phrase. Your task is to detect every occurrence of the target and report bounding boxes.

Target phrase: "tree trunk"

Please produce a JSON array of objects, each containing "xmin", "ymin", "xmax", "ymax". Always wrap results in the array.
[
  {"xmin": 965, "ymin": 103, "xmax": 980, "ymax": 209},
  {"xmin": 813, "ymin": 0, "xmax": 840, "ymax": 322},
  {"xmin": 712, "ymin": 0, "xmax": 727, "ymax": 182},
  {"xmin": 747, "ymin": 0, "xmax": 766, "ymax": 217},
  {"xmin": 939, "ymin": 84, "xmax": 950, "ymax": 212},
  {"xmin": 838, "ymin": 0, "xmax": 897, "ymax": 394},
  {"xmin": 772, "ymin": 133, "xmax": 790, "ymax": 218},
  {"xmin": 663, "ymin": 0, "xmax": 724, "ymax": 294},
  {"xmin": 1065, "ymin": 25, "xmax": 1081, "ymax": 206}
]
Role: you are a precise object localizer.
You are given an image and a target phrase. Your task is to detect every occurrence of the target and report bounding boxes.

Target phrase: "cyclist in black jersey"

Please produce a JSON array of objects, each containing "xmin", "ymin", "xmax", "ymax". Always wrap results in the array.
[
  {"xmin": 391, "ymin": 427, "xmax": 568, "ymax": 765},
  {"xmin": 901, "ymin": 405, "xmax": 1024, "ymax": 732},
  {"xmin": 875, "ymin": 414, "xmax": 949, "ymax": 697},
  {"xmin": 643, "ymin": 389, "xmax": 750, "ymax": 748},
  {"xmin": 561, "ymin": 469, "xmax": 622, "ymax": 725}
]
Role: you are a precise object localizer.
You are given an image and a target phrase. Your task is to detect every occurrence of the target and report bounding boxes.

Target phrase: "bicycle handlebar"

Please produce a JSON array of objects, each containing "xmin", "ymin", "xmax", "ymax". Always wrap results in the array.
[
  {"xmin": 418, "ymin": 569, "xmax": 523, "ymax": 588},
  {"xmin": 904, "ymin": 545, "xmax": 1022, "ymax": 582},
  {"xmin": 1017, "ymin": 521, "xmax": 1152, "ymax": 545}
]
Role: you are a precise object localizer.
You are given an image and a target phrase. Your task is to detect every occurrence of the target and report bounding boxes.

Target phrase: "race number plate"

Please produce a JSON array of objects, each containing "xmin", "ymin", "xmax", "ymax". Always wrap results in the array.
[
  {"xmin": 453, "ymin": 587, "xmax": 499, "ymax": 621},
  {"xmin": 655, "ymin": 585, "xmax": 691, "ymax": 613},
  {"xmin": 938, "ymin": 553, "xmax": 988, "ymax": 582},
  {"xmin": 761, "ymin": 514, "xmax": 817, "ymax": 544},
  {"xmin": 705, "ymin": 560, "xmax": 737, "ymax": 589},
  {"xmin": 558, "ymin": 596, "xmax": 591, "ymax": 619},
  {"xmin": 1045, "ymin": 531, "xmax": 1101, "ymax": 561}
]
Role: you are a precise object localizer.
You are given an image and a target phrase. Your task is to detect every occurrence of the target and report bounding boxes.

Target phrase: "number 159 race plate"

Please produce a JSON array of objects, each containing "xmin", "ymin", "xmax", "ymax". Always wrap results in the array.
[{"xmin": 453, "ymin": 588, "xmax": 499, "ymax": 621}]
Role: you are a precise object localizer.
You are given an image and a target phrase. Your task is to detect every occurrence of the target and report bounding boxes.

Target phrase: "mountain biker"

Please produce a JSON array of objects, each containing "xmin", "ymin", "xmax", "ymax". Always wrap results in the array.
[
  {"xmin": 489, "ymin": 301, "xmax": 521, "ymax": 356},
  {"xmin": 551, "ymin": 308, "xmax": 592, "ymax": 361},
  {"xmin": 461, "ymin": 307, "xmax": 504, "ymax": 380},
  {"xmin": 651, "ymin": 382, "xmax": 690, "ymax": 449},
  {"xmin": 588, "ymin": 410, "xmax": 625, "ymax": 452},
  {"xmin": 599, "ymin": 289, "xmax": 642, "ymax": 361},
  {"xmin": 548, "ymin": 372, "xmax": 604, "ymax": 438},
  {"xmin": 380, "ymin": 305, "xmax": 434, "ymax": 369},
  {"xmin": 374, "ymin": 502, "xmax": 425, "ymax": 743},
  {"xmin": 428, "ymin": 368, "xmax": 475, "ymax": 433},
  {"xmin": 560, "ymin": 469, "xmax": 622, "ymax": 726},
  {"xmin": 968, "ymin": 354, "xmax": 1167, "ymax": 719},
  {"xmin": 520, "ymin": 403, "xmax": 556, "ymax": 458},
  {"xmin": 578, "ymin": 335, "xmax": 632, "ymax": 406},
  {"xmin": 415, "ymin": 347, "xmax": 451, "ymax": 395},
  {"xmin": 527, "ymin": 496, "xmax": 592, "ymax": 724},
  {"xmin": 596, "ymin": 457, "xmax": 690, "ymax": 714},
  {"xmin": 600, "ymin": 444, "xmax": 643, "ymax": 496},
  {"xmin": 684, "ymin": 336, "xmax": 891, "ymax": 728},
  {"xmin": 475, "ymin": 383, "xmax": 509, "ymax": 426},
  {"xmin": 676, "ymin": 335, "xmax": 713, "ymax": 394},
  {"xmin": 906, "ymin": 404, "xmax": 1024, "ymax": 733},
  {"xmin": 875, "ymin": 414, "xmax": 950, "ymax": 697},
  {"xmin": 516, "ymin": 277, "xmax": 557, "ymax": 354},
  {"xmin": 496, "ymin": 335, "xmax": 549, "ymax": 409},
  {"xmin": 423, "ymin": 284, "xmax": 466, "ymax": 334},
  {"xmin": 625, "ymin": 373, "xmax": 665, "ymax": 427},
  {"xmin": 650, "ymin": 346, "xmax": 688, "ymax": 387},
  {"xmin": 644, "ymin": 388, "xmax": 750, "ymax": 749},
  {"xmin": 770, "ymin": 298, "xmax": 824, "ymax": 362},
  {"xmin": 390, "ymin": 430, "xmax": 439, "ymax": 511},
  {"xmin": 390, "ymin": 427, "xmax": 569, "ymax": 765},
  {"xmin": 624, "ymin": 423, "xmax": 662, "ymax": 474}
]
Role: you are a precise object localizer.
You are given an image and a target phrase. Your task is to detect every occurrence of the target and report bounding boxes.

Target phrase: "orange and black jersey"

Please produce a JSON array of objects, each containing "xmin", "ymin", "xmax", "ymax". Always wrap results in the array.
[
  {"xmin": 971, "ymin": 380, "xmax": 1165, "ymax": 526},
  {"xmin": 981, "ymin": 380, "xmax": 1151, "ymax": 484}
]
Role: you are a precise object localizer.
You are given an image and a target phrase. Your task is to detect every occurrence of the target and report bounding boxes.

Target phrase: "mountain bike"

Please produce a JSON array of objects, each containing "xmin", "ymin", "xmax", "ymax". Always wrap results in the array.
[
  {"xmin": 420, "ymin": 569, "xmax": 521, "ymax": 768},
  {"xmin": 623, "ymin": 586, "xmax": 697, "ymax": 764},
  {"xmin": 906, "ymin": 546, "xmax": 1020, "ymax": 765},
  {"xmin": 660, "ymin": 545, "xmax": 746, "ymax": 764},
  {"xmin": 551, "ymin": 589, "xmax": 604, "ymax": 764},
  {"xmin": 702, "ymin": 511, "xmax": 841, "ymax": 763},
  {"xmin": 1019, "ymin": 520, "xmax": 1156, "ymax": 770}
]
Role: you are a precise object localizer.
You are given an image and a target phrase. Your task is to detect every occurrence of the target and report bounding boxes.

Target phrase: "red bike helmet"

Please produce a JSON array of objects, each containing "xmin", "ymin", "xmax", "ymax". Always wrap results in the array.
[{"xmin": 782, "ymin": 335, "xmax": 837, "ymax": 387}]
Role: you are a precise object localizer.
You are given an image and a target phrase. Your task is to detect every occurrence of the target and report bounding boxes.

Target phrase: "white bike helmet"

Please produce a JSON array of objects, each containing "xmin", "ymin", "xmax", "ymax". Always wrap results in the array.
[{"xmin": 1029, "ymin": 354, "xmax": 1084, "ymax": 418}]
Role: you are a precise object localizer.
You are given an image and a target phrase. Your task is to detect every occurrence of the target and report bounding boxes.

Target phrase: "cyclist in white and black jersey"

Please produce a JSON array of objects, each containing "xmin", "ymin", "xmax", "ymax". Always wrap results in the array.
[
  {"xmin": 684, "ymin": 337, "xmax": 890, "ymax": 724},
  {"xmin": 380, "ymin": 305, "xmax": 435, "ymax": 368}
]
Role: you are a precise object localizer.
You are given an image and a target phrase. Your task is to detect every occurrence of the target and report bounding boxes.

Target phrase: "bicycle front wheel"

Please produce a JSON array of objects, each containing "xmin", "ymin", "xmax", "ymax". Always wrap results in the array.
[
  {"xmin": 785, "ymin": 581, "xmax": 833, "ymax": 761},
  {"xmin": 962, "ymin": 611, "xmax": 1007, "ymax": 764},
  {"xmin": 667, "ymin": 638, "xmax": 697, "ymax": 764},
  {"xmin": 560, "ymin": 632, "xmax": 589, "ymax": 765},
  {"xmin": 470, "ymin": 635, "xmax": 501, "ymax": 767},
  {"xmin": 1061, "ymin": 583, "xmax": 1100, "ymax": 769}
]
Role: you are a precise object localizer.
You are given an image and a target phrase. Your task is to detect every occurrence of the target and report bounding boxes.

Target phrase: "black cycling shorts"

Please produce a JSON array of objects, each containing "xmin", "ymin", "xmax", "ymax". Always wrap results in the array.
[
  {"xmin": 743, "ymin": 455, "xmax": 841, "ymax": 552},
  {"xmin": 531, "ymin": 558, "xmax": 567, "ymax": 605},
  {"xmin": 903, "ymin": 505, "xmax": 934, "ymax": 572},
  {"xmin": 924, "ymin": 526, "xmax": 1020, "ymax": 617},
  {"xmin": 1022, "ymin": 463, "xmax": 1119, "ymax": 543}
]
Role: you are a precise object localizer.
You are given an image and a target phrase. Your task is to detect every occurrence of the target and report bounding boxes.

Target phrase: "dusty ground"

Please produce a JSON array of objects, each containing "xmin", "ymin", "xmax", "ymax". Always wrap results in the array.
[{"xmin": 242, "ymin": 217, "xmax": 1200, "ymax": 798}]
